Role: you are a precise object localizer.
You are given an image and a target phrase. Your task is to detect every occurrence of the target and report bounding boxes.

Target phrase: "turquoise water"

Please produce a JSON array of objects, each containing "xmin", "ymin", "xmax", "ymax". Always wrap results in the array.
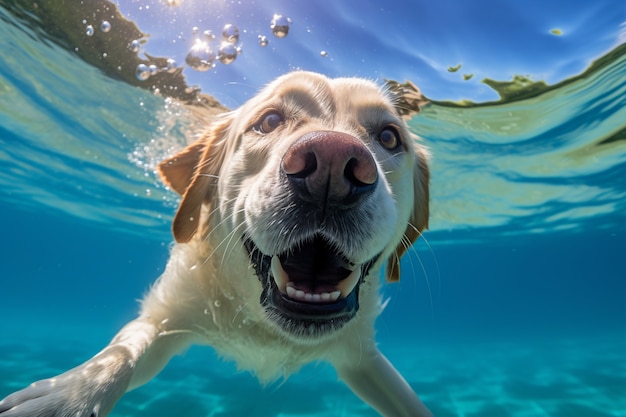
[{"xmin": 1, "ymin": 1, "xmax": 625, "ymax": 416}]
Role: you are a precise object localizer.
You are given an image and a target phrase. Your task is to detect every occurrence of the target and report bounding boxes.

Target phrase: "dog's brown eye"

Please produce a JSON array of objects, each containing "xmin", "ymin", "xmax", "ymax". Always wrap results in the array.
[
  {"xmin": 378, "ymin": 127, "xmax": 400, "ymax": 150},
  {"xmin": 253, "ymin": 111, "xmax": 284, "ymax": 134}
]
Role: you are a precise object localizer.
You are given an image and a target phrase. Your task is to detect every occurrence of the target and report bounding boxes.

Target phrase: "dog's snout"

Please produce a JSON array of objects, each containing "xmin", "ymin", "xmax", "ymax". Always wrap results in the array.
[{"xmin": 282, "ymin": 131, "xmax": 378, "ymax": 207}]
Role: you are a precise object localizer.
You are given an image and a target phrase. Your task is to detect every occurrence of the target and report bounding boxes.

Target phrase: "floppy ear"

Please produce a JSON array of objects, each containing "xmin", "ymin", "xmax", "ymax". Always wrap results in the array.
[
  {"xmin": 158, "ymin": 115, "xmax": 233, "ymax": 243},
  {"xmin": 386, "ymin": 147, "xmax": 430, "ymax": 282}
]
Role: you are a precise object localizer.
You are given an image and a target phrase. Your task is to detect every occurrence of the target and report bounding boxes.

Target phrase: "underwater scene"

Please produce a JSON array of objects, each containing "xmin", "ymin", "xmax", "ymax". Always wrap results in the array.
[{"xmin": 0, "ymin": 0, "xmax": 625, "ymax": 416}]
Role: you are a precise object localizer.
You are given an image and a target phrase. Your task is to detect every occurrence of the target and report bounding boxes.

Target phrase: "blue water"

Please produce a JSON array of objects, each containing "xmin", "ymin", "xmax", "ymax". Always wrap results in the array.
[{"xmin": 1, "ymin": 1, "xmax": 625, "ymax": 416}]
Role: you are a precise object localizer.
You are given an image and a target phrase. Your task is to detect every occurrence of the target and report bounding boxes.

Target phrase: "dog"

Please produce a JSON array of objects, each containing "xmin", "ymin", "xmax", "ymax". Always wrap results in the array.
[{"xmin": 0, "ymin": 72, "xmax": 431, "ymax": 417}]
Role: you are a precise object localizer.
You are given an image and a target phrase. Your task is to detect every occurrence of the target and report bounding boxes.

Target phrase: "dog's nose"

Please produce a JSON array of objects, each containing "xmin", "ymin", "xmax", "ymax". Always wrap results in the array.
[{"xmin": 282, "ymin": 131, "xmax": 378, "ymax": 207}]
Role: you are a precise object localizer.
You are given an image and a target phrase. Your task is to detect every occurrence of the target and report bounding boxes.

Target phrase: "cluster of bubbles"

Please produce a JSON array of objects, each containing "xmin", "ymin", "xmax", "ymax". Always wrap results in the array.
[
  {"xmin": 80, "ymin": 11, "xmax": 310, "ymax": 83},
  {"xmin": 135, "ymin": 58, "xmax": 178, "ymax": 81},
  {"xmin": 128, "ymin": 96, "xmax": 196, "ymax": 207},
  {"xmin": 132, "ymin": 13, "xmax": 291, "ymax": 80},
  {"xmin": 184, "ymin": 23, "xmax": 242, "ymax": 72},
  {"xmin": 254, "ymin": 14, "xmax": 291, "ymax": 48},
  {"xmin": 84, "ymin": 20, "xmax": 111, "ymax": 37}
]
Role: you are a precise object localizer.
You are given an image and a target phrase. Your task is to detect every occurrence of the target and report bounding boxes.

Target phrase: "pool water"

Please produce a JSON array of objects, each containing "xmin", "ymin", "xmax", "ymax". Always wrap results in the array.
[{"xmin": 1, "ymin": 1, "xmax": 625, "ymax": 416}]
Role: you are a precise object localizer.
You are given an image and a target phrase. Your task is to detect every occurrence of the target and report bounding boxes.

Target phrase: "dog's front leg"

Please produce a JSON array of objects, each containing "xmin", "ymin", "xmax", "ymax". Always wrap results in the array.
[
  {"xmin": 0, "ymin": 317, "xmax": 193, "ymax": 417},
  {"xmin": 335, "ymin": 347, "xmax": 433, "ymax": 417}
]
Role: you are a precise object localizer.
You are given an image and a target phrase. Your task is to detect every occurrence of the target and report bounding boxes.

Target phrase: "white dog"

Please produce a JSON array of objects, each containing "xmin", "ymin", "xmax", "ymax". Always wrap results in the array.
[{"xmin": 0, "ymin": 72, "xmax": 431, "ymax": 417}]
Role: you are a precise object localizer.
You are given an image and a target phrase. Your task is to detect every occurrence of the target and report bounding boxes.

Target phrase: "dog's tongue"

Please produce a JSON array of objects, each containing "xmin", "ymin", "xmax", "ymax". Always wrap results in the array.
[{"xmin": 271, "ymin": 255, "xmax": 361, "ymax": 303}]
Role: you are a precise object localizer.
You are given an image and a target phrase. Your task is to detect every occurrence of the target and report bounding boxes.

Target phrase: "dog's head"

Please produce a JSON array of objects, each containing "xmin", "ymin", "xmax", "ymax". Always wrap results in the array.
[{"xmin": 159, "ymin": 72, "xmax": 429, "ymax": 340}]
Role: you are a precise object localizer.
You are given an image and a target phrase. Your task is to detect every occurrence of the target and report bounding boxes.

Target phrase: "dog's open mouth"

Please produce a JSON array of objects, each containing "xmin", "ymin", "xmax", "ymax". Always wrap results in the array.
[
  {"xmin": 244, "ymin": 234, "xmax": 378, "ymax": 334},
  {"xmin": 273, "ymin": 237, "xmax": 359, "ymax": 302}
]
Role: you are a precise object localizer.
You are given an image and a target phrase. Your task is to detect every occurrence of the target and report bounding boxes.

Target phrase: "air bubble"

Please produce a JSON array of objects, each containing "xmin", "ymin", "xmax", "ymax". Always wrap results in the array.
[
  {"xmin": 320, "ymin": 50, "xmax": 328, "ymax": 57},
  {"xmin": 135, "ymin": 64, "xmax": 150, "ymax": 81},
  {"xmin": 165, "ymin": 58, "xmax": 177, "ymax": 72},
  {"xmin": 130, "ymin": 40, "xmax": 141, "ymax": 53},
  {"xmin": 85, "ymin": 25, "xmax": 94, "ymax": 36},
  {"xmin": 218, "ymin": 42, "xmax": 239, "ymax": 64},
  {"xmin": 214, "ymin": 300, "xmax": 221, "ymax": 308},
  {"xmin": 186, "ymin": 39, "xmax": 216, "ymax": 71},
  {"xmin": 258, "ymin": 35, "xmax": 268, "ymax": 47},
  {"xmin": 149, "ymin": 64, "xmax": 159, "ymax": 76},
  {"xmin": 271, "ymin": 14, "xmax": 290, "ymax": 38},
  {"xmin": 204, "ymin": 30, "xmax": 216, "ymax": 41},
  {"xmin": 100, "ymin": 21, "xmax": 111, "ymax": 33},
  {"xmin": 222, "ymin": 24, "xmax": 239, "ymax": 44}
]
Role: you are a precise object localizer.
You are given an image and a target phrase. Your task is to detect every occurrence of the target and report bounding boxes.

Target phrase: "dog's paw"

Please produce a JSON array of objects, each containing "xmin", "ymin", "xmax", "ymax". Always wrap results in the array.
[
  {"xmin": 0, "ymin": 349, "xmax": 133, "ymax": 417},
  {"xmin": 0, "ymin": 378, "xmax": 95, "ymax": 416},
  {"xmin": 0, "ymin": 378, "xmax": 98, "ymax": 416}
]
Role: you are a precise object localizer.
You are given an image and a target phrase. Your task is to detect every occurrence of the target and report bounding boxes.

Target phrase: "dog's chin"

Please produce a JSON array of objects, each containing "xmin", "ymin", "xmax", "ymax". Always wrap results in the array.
[{"xmin": 244, "ymin": 234, "xmax": 379, "ymax": 340}]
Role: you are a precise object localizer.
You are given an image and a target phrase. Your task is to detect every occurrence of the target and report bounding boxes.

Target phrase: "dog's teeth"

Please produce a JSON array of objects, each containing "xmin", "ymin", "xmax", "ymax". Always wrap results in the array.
[
  {"xmin": 270, "ymin": 256, "xmax": 288, "ymax": 292},
  {"xmin": 336, "ymin": 268, "xmax": 361, "ymax": 298},
  {"xmin": 285, "ymin": 283, "xmax": 342, "ymax": 303}
]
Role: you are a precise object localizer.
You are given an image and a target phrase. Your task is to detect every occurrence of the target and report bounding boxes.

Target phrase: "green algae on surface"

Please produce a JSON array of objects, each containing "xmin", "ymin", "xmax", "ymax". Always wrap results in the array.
[
  {"xmin": 482, "ymin": 75, "xmax": 548, "ymax": 101},
  {"xmin": 431, "ymin": 43, "xmax": 626, "ymax": 107}
]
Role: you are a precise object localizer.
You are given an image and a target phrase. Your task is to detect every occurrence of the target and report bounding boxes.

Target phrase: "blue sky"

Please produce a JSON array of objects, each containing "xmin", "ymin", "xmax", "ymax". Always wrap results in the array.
[{"xmin": 116, "ymin": 0, "xmax": 624, "ymax": 106}]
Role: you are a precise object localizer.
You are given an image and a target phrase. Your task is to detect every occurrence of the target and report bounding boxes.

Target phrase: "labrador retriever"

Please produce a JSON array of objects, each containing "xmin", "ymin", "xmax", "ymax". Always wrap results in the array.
[{"xmin": 0, "ymin": 71, "xmax": 431, "ymax": 417}]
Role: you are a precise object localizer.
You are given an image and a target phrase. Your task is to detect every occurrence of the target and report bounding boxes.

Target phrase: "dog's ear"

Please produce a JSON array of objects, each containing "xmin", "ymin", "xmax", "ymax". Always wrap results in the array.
[
  {"xmin": 158, "ymin": 115, "xmax": 232, "ymax": 243},
  {"xmin": 385, "ymin": 79, "xmax": 429, "ymax": 120},
  {"xmin": 386, "ymin": 147, "xmax": 430, "ymax": 282}
]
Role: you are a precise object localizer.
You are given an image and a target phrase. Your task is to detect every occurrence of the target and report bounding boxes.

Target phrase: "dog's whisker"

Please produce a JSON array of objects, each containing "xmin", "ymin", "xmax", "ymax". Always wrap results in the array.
[
  {"xmin": 378, "ymin": 152, "xmax": 403, "ymax": 165},
  {"xmin": 199, "ymin": 200, "xmax": 242, "ymax": 246},
  {"xmin": 196, "ymin": 212, "xmax": 239, "ymax": 260},
  {"xmin": 219, "ymin": 222, "xmax": 247, "ymax": 271},
  {"xmin": 197, "ymin": 174, "xmax": 221, "ymax": 180},
  {"xmin": 201, "ymin": 212, "xmax": 247, "ymax": 268},
  {"xmin": 415, "ymin": 232, "xmax": 441, "ymax": 298},
  {"xmin": 231, "ymin": 300, "xmax": 251, "ymax": 324},
  {"xmin": 405, "ymin": 240, "xmax": 434, "ymax": 318},
  {"xmin": 406, "ymin": 222, "xmax": 441, "ymax": 297},
  {"xmin": 403, "ymin": 224, "xmax": 438, "ymax": 318}
]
